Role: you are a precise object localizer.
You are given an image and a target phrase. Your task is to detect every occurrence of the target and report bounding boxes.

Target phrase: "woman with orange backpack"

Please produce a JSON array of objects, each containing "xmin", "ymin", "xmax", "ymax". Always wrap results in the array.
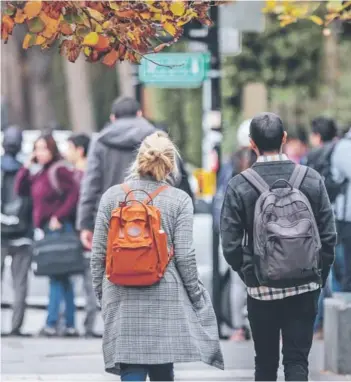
[{"xmin": 91, "ymin": 132, "xmax": 223, "ymax": 381}]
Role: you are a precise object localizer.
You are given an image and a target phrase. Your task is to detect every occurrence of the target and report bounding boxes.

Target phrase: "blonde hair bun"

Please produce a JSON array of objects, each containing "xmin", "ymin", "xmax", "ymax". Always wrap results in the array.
[{"xmin": 132, "ymin": 132, "xmax": 179, "ymax": 182}]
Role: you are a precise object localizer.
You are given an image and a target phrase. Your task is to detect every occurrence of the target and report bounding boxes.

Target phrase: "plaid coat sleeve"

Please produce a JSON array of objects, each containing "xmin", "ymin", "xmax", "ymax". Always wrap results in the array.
[{"xmin": 91, "ymin": 187, "xmax": 114, "ymax": 302}]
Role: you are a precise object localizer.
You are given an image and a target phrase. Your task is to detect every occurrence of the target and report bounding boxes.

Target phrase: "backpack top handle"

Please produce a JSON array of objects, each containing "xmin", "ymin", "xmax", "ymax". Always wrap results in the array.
[
  {"xmin": 269, "ymin": 179, "xmax": 293, "ymax": 192},
  {"xmin": 121, "ymin": 183, "xmax": 168, "ymax": 206},
  {"xmin": 121, "ymin": 184, "xmax": 154, "ymax": 205}
]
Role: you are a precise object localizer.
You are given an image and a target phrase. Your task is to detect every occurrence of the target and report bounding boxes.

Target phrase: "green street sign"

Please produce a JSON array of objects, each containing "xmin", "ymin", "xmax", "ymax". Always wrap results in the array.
[{"xmin": 138, "ymin": 53, "xmax": 210, "ymax": 88}]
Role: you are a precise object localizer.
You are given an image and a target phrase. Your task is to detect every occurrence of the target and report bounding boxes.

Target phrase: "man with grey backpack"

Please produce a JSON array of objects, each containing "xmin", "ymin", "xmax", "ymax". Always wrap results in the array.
[{"xmin": 221, "ymin": 113, "xmax": 337, "ymax": 381}]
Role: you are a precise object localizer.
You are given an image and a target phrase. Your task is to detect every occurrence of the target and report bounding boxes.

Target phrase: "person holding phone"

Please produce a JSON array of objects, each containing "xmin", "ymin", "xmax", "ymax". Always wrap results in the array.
[{"xmin": 15, "ymin": 133, "xmax": 80, "ymax": 337}]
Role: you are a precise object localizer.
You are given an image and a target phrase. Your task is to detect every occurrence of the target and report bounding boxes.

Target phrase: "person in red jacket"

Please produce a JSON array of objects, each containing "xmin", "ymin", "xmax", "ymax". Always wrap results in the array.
[{"xmin": 15, "ymin": 133, "xmax": 80, "ymax": 337}]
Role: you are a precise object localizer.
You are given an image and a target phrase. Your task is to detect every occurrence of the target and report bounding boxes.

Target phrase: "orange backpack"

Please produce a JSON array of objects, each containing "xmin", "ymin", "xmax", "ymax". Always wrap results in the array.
[{"xmin": 106, "ymin": 183, "xmax": 173, "ymax": 287}]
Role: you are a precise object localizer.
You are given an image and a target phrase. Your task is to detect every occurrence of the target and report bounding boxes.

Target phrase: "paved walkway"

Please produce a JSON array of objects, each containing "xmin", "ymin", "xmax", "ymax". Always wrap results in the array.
[
  {"xmin": 2, "ymin": 309, "xmax": 351, "ymax": 381},
  {"xmin": 2, "ymin": 336, "xmax": 350, "ymax": 381}
]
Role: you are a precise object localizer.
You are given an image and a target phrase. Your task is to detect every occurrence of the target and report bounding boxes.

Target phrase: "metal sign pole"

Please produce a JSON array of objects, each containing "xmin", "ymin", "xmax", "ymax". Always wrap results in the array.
[{"xmin": 208, "ymin": 6, "xmax": 223, "ymax": 338}]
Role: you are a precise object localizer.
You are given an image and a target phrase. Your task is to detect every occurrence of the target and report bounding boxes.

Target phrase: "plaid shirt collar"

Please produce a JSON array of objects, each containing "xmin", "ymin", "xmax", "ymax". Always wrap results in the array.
[{"xmin": 256, "ymin": 153, "xmax": 289, "ymax": 163}]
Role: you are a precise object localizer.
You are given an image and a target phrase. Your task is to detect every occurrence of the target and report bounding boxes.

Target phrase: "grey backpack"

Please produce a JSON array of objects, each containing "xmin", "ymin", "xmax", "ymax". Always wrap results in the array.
[{"xmin": 242, "ymin": 165, "xmax": 322, "ymax": 288}]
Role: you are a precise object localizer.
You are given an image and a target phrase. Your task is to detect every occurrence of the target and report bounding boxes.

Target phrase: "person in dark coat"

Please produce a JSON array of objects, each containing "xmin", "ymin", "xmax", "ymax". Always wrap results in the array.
[
  {"xmin": 77, "ymin": 97, "xmax": 155, "ymax": 250},
  {"xmin": 1, "ymin": 126, "xmax": 33, "ymax": 337}
]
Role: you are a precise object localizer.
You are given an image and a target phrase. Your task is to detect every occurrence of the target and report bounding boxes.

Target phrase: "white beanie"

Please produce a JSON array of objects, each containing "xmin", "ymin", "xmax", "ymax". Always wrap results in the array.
[{"xmin": 237, "ymin": 119, "xmax": 252, "ymax": 148}]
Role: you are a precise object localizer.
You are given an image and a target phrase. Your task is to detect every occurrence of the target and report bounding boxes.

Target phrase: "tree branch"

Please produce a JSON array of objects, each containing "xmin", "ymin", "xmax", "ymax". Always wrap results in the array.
[{"xmin": 116, "ymin": 38, "xmax": 183, "ymax": 68}]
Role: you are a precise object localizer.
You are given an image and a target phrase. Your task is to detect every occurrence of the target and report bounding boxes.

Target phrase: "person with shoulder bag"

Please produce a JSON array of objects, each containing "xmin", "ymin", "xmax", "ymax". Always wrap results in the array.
[
  {"xmin": 1, "ymin": 126, "xmax": 33, "ymax": 337},
  {"xmin": 15, "ymin": 133, "xmax": 81, "ymax": 337},
  {"xmin": 91, "ymin": 132, "xmax": 224, "ymax": 381}
]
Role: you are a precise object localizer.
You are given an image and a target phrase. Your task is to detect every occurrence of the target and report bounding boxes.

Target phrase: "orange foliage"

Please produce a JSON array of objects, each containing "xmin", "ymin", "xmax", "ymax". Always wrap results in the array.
[{"xmin": 1, "ymin": 0, "xmax": 216, "ymax": 66}]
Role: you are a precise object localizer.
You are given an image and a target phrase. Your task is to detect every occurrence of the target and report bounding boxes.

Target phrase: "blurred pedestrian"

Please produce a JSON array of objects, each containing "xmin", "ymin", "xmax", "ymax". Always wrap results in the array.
[
  {"xmin": 213, "ymin": 119, "xmax": 256, "ymax": 233},
  {"xmin": 306, "ymin": 117, "xmax": 339, "ymax": 339},
  {"xmin": 213, "ymin": 119, "xmax": 256, "ymax": 341},
  {"xmin": 91, "ymin": 132, "xmax": 224, "ymax": 380},
  {"xmin": 1, "ymin": 126, "xmax": 33, "ymax": 337},
  {"xmin": 284, "ymin": 128, "xmax": 308, "ymax": 164},
  {"xmin": 306, "ymin": 117, "xmax": 339, "ymax": 202},
  {"xmin": 77, "ymin": 96, "xmax": 155, "ymax": 251},
  {"xmin": 65, "ymin": 133, "xmax": 101, "ymax": 338},
  {"xmin": 15, "ymin": 133, "xmax": 80, "ymax": 337},
  {"xmin": 332, "ymin": 128, "xmax": 351, "ymax": 292},
  {"xmin": 221, "ymin": 113, "xmax": 336, "ymax": 381}
]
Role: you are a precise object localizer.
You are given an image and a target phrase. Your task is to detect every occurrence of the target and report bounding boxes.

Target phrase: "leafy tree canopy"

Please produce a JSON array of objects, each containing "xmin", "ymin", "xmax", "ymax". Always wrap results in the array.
[
  {"xmin": 1, "ymin": 0, "xmax": 217, "ymax": 66},
  {"xmin": 1, "ymin": 1, "xmax": 350, "ymax": 66},
  {"xmin": 264, "ymin": 1, "xmax": 351, "ymax": 27}
]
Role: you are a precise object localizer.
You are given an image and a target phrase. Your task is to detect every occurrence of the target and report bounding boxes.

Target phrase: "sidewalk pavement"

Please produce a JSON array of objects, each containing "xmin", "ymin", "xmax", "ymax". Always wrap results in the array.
[
  {"xmin": 2, "ymin": 309, "xmax": 351, "ymax": 381},
  {"xmin": 2, "ymin": 337, "xmax": 350, "ymax": 381}
]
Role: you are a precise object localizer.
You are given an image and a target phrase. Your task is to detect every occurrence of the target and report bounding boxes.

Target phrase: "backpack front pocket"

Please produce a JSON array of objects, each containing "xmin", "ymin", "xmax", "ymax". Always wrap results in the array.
[{"xmin": 266, "ymin": 234, "xmax": 318, "ymax": 281}]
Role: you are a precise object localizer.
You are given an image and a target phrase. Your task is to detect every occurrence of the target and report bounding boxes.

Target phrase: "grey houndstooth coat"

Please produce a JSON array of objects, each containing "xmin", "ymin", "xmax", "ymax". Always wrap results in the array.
[{"xmin": 91, "ymin": 177, "xmax": 224, "ymax": 375}]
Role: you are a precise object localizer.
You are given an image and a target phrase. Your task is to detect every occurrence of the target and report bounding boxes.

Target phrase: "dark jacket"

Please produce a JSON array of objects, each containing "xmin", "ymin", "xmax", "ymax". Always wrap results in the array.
[
  {"xmin": 1, "ymin": 126, "xmax": 32, "ymax": 243},
  {"xmin": 175, "ymin": 157, "xmax": 194, "ymax": 203},
  {"xmin": 220, "ymin": 160, "xmax": 336, "ymax": 287},
  {"xmin": 331, "ymin": 131, "xmax": 351, "ymax": 222},
  {"xmin": 306, "ymin": 142, "xmax": 334, "ymax": 169},
  {"xmin": 15, "ymin": 162, "xmax": 79, "ymax": 229},
  {"xmin": 1, "ymin": 154, "xmax": 32, "ymax": 242},
  {"xmin": 77, "ymin": 117, "xmax": 155, "ymax": 231}
]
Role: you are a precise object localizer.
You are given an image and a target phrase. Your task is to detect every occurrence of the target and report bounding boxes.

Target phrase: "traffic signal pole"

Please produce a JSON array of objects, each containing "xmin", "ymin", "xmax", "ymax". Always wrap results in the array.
[{"xmin": 208, "ymin": 6, "xmax": 223, "ymax": 337}]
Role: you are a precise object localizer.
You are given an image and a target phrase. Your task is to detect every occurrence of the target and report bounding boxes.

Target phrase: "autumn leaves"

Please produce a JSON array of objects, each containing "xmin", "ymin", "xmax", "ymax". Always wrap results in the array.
[{"xmin": 1, "ymin": 0, "xmax": 213, "ymax": 67}]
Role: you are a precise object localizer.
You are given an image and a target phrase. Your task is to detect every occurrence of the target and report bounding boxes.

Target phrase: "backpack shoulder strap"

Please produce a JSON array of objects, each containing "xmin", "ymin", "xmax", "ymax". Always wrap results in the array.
[
  {"xmin": 47, "ymin": 160, "xmax": 67, "ymax": 195},
  {"xmin": 241, "ymin": 168, "xmax": 269, "ymax": 194},
  {"xmin": 143, "ymin": 185, "xmax": 169, "ymax": 204},
  {"xmin": 289, "ymin": 164, "xmax": 308, "ymax": 189},
  {"xmin": 121, "ymin": 183, "xmax": 136, "ymax": 202}
]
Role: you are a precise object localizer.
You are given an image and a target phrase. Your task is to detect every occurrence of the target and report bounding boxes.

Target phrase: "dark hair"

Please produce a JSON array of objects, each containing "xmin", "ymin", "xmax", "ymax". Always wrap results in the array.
[
  {"xmin": 111, "ymin": 97, "xmax": 141, "ymax": 119},
  {"xmin": 3, "ymin": 125, "xmax": 23, "ymax": 156},
  {"xmin": 34, "ymin": 133, "xmax": 61, "ymax": 162},
  {"xmin": 249, "ymin": 112, "xmax": 285, "ymax": 154},
  {"xmin": 288, "ymin": 127, "xmax": 308, "ymax": 145},
  {"xmin": 68, "ymin": 134, "xmax": 91, "ymax": 157},
  {"xmin": 311, "ymin": 117, "xmax": 337, "ymax": 143}
]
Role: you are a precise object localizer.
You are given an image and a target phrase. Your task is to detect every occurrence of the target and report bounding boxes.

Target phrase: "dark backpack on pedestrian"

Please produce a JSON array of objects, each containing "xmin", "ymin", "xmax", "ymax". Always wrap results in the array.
[
  {"xmin": 307, "ymin": 142, "xmax": 344, "ymax": 203},
  {"xmin": 1, "ymin": 168, "xmax": 32, "ymax": 239},
  {"xmin": 241, "ymin": 165, "xmax": 322, "ymax": 288}
]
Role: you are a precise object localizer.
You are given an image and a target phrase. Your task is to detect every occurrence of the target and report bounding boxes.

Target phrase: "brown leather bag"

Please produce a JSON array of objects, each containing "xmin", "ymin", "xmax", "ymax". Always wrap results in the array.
[{"xmin": 106, "ymin": 183, "xmax": 173, "ymax": 286}]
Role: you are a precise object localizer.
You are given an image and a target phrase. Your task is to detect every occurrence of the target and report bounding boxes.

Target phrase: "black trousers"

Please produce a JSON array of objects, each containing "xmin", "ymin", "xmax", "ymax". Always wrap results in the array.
[{"xmin": 247, "ymin": 290, "xmax": 320, "ymax": 381}]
